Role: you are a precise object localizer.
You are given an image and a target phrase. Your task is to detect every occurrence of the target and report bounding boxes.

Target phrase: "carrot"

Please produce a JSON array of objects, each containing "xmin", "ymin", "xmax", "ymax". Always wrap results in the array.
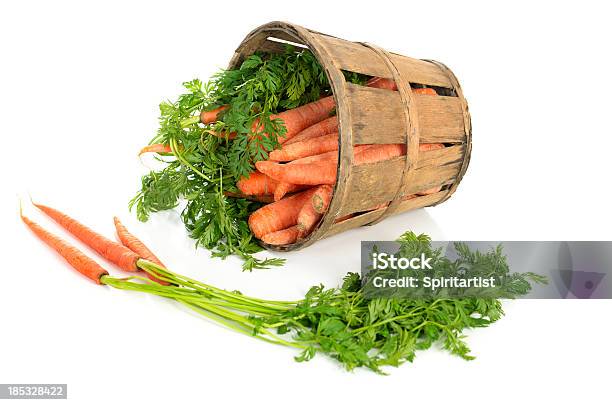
[
  {"xmin": 236, "ymin": 171, "xmax": 279, "ymax": 195},
  {"xmin": 290, "ymin": 145, "xmax": 371, "ymax": 166},
  {"xmin": 354, "ymin": 144, "xmax": 406, "ymax": 165},
  {"xmin": 297, "ymin": 185, "xmax": 333, "ymax": 237},
  {"xmin": 33, "ymin": 203, "xmax": 140, "ymax": 273},
  {"xmin": 419, "ymin": 143, "xmax": 445, "ymax": 152},
  {"xmin": 366, "ymin": 77, "xmax": 439, "ymax": 96},
  {"xmin": 261, "ymin": 226, "xmax": 300, "ymax": 245},
  {"xmin": 273, "ymin": 182, "xmax": 303, "ymax": 202},
  {"xmin": 269, "ymin": 132, "xmax": 338, "ymax": 162},
  {"xmin": 113, "ymin": 217, "xmax": 169, "ymax": 285},
  {"xmin": 312, "ymin": 185, "xmax": 333, "ymax": 214},
  {"xmin": 367, "ymin": 77, "xmax": 397, "ymax": 90},
  {"xmin": 139, "ymin": 143, "xmax": 172, "ymax": 156},
  {"xmin": 257, "ymin": 145, "xmax": 403, "ymax": 185},
  {"xmin": 290, "ymin": 150, "xmax": 336, "ymax": 165},
  {"xmin": 273, "ymin": 96, "xmax": 335, "ymax": 144},
  {"xmin": 248, "ymin": 188, "xmax": 316, "ymax": 238},
  {"xmin": 296, "ymin": 201, "xmax": 320, "ymax": 237},
  {"xmin": 21, "ymin": 211, "xmax": 108, "ymax": 284},
  {"xmin": 114, "ymin": 217, "xmax": 164, "ymax": 267},
  {"xmin": 272, "ymin": 148, "xmax": 353, "ymax": 201},
  {"xmin": 283, "ymin": 116, "xmax": 338, "ymax": 146},
  {"xmin": 414, "ymin": 88, "xmax": 438, "ymax": 96},
  {"xmin": 256, "ymin": 160, "xmax": 337, "ymax": 185},
  {"xmin": 200, "ymin": 105, "xmax": 228, "ymax": 124}
]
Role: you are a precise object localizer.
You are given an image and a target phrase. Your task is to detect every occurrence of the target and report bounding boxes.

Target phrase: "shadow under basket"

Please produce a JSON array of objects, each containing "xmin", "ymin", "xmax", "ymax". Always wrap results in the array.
[{"xmin": 229, "ymin": 22, "xmax": 472, "ymax": 251}]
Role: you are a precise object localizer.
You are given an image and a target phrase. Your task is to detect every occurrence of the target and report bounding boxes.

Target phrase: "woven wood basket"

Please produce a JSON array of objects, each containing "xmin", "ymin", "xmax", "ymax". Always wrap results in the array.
[{"xmin": 229, "ymin": 22, "xmax": 472, "ymax": 251}]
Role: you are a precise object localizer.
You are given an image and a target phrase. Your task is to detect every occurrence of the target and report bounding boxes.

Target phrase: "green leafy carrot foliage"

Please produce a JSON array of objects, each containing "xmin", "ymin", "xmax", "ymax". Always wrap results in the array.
[{"xmin": 105, "ymin": 232, "xmax": 546, "ymax": 373}]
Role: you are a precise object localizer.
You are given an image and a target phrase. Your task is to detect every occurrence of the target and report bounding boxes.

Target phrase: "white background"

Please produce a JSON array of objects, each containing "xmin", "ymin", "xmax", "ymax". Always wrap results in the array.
[{"xmin": 2, "ymin": 1, "xmax": 611, "ymax": 403}]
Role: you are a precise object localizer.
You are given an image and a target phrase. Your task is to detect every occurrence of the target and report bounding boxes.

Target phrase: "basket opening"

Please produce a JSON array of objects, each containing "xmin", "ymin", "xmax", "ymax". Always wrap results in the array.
[
  {"xmin": 342, "ymin": 71, "xmax": 457, "ymax": 97},
  {"xmin": 425, "ymin": 85, "xmax": 457, "ymax": 97}
]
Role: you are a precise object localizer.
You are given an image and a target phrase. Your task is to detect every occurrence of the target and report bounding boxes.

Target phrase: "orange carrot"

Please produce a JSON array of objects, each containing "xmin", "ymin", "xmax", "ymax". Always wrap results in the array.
[
  {"xmin": 296, "ymin": 201, "xmax": 321, "ymax": 237},
  {"xmin": 272, "ymin": 148, "xmax": 358, "ymax": 201},
  {"xmin": 414, "ymin": 88, "xmax": 438, "ymax": 96},
  {"xmin": 367, "ymin": 77, "xmax": 397, "ymax": 90},
  {"xmin": 273, "ymin": 96, "xmax": 335, "ymax": 144},
  {"xmin": 200, "ymin": 105, "xmax": 228, "ymax": 124},
  {"xmin": 312, "ymin": 185, "xmax": 333, "ymax": 214},
  {"xmin": 33, "ymin": 203, "xmax": 140, "ymax": 272},
  {"xmin": 354, "ymin": 144, "xmax": 406, "ymax": 165},
  {"xmin": 420, "ymin": 143, "xmax": 445, "ymax": 152},
  {"xmin": 366, "ymin": 77, "xmax": 439, "ymax": 96},
  {"xmin": 290, "ymin": 145, "xmax": 371, "ymax": 166},
  {"xmin": 261, "ymin": 226, "xmax": 300, "ymax": 245},
  {"xmin": 138, "ymin": 143, "xmax": 172, "ymax": 156},
  {"xmin": 237, "ymin": 171, "xmax": 279, "ymax": 196},
  {"xmin": 269, "ymin": 132, "xmax": 339, "ymax": 162},
  {"xmin": 273, "ymin": 182, "xmax": 303, "ymax": 202},
  {"xmin": 248, "ymin": 188, "xmax": 316, "ymax": 238},
  {"xmin": 113, "ymin": 217, "xmax": 170, "ymax": 285},
  {"xmin": 257, "ymin": 144, "xmax": 403, "ymax": 185},
  {"xmin": 256, "ymin": 160, "xmax": 337, "ymax": 185},
  {"xmin": 297, "ymin": 185, "xmax": 333, "ymax": 237},
  {"xmin": 290, "ymin": 151, "xmax": 336, "ymax": 165},
  {"xmin": 21, "ymin": 212, "xmax": 108, "ymax": 284},
  {"xmin": 114, "ymin": 217, "xmax": 164, "ymax": 267},
  {"xmin": 283, "ymin": 116, "xmax": 338, "ymax": 146}
]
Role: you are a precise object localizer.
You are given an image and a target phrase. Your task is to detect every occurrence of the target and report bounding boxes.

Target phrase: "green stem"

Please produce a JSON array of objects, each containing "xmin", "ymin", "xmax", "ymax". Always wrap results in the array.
[
  {"xmin": 351, "ymin": 307, "xmax": 426, "ymax": 334},
  {"xmin": 138, "ymin": 260, "xmax": 297, "ymax": 308},
  {"xmin": 180, "ymin": 116, "xmax": 201, "ymax": 127},
  {"xmin": 169, "ymin": 138, "xmax": 211, "ymax": 182}
]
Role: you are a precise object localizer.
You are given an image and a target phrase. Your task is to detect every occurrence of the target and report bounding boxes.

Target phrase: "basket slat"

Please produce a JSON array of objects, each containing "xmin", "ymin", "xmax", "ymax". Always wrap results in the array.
[
  {"xmin": 325, "ymin": 191, "xmax": 449, "ymax": 238},
  {"xmin": 416, "ymin": 144, "xmax": 465, "ymax": 169},
  {"xmin": 336, "ymin": 157, "xmax": 461, "ymax": 217},
  {"xmin": 403, "ymin": 161, "xmax": 462, "ymax": 195},
  {"xmin": 347, "ymin": 84, "xmax": 466, "ymax": 144},
  {"xmin": 314, "ymin": 34, "xmax": 453, "ymax": 88}
]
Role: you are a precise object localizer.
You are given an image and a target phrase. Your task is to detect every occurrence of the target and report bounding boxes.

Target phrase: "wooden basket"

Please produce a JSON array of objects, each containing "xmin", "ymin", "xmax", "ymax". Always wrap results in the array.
[{"xmin": 229, "ymin": 22, "xmax": 472, "ymax": 251}]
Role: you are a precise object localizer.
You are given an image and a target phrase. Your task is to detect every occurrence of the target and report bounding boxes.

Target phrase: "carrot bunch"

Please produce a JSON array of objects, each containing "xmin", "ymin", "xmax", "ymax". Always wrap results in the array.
[
  {"xmin": 141, "ymin": 76, "xmax": 446, "ymax": 247},
  {"xmin": 228, "ymin": 80, "xmax": 446, "ymax": 245},
  {"xmin": 20, "ymin": 202, "xmax": 168, "ymax": 284}
]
